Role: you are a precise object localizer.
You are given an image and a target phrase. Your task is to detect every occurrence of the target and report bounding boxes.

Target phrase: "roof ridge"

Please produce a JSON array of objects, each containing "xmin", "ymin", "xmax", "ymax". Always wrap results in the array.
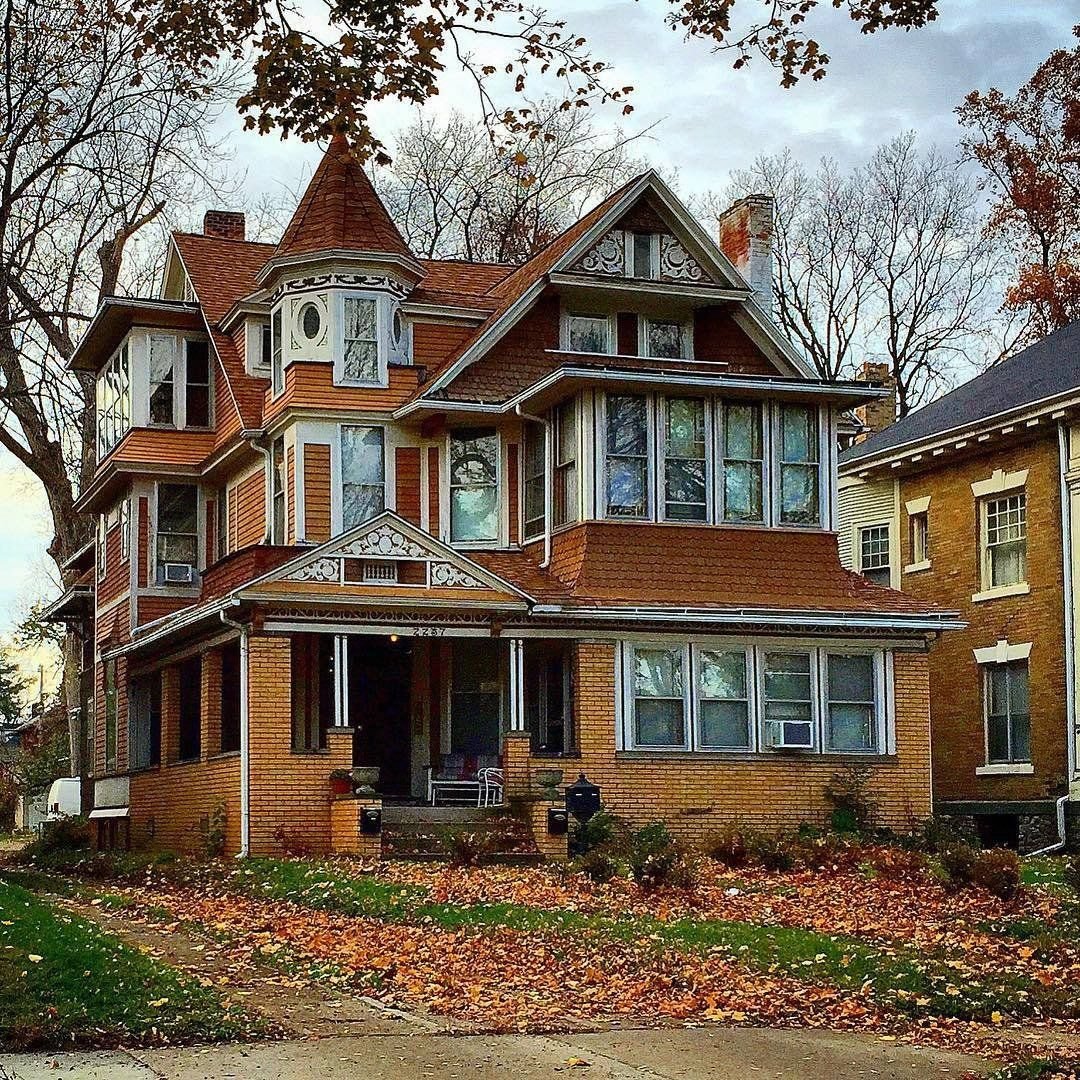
[{"xmin": 172, "ymin": 230, "xmax": 277, "ymax": 249}]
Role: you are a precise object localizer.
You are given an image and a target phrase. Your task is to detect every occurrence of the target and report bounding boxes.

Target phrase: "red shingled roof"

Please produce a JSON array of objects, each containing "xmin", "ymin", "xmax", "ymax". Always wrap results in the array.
[{"xmin": 274, "ymin": 134, "xmax": 414, "ymax": 262}]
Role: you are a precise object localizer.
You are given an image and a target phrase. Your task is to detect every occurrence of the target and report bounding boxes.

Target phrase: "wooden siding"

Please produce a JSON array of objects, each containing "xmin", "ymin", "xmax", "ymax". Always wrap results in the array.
[
  {"xmin": 395, "ymin": 447, "xmax": 422, "ymax": 525},
  {"xmin": 303, "ymin": 444, "xmax": 331, "ymax": 542},
  {"xmin": 427, "ymin": 446, "xmax": 440, "ymax": 538},
  {"xmin": 507, "ymin": 443, "xmax": 519, "ymax": 545},
  {"xmin": 137, "ymin": 497, "xmax": 149, "ymax": 588},
  {"xmin": 103, "ymin": 427, "xmax": 216, "ymax": 468},
  {"xmin": 262, "ymin": 363, "xmax": 422, "ymax": 427},
  {"xmin": 412, "ymin": 321, "xmax": 476, "ymax": 373},
  {"xmin": 286, "ymin": 446, "xmax": 296, "ymax": 544},
  {"xmin": 231, "ymin": 469, "xmax": 266, "ymax": 549}
]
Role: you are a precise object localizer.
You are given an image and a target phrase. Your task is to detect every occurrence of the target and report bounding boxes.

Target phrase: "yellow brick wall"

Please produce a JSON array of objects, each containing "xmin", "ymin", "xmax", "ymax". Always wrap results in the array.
[{"xmin": 510, "ymin": 642, "xmax": 932, "ymax": 842}]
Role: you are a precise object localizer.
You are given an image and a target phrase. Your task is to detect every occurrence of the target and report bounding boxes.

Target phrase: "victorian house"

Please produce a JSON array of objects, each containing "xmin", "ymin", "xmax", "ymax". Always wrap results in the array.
[
  {"xmin": 53, "ymin": 137, "xmax": 958, "ymax": 856},
  {"xmin": 839, "ymin": 330, "xmax": 1080, "ymax": 853}
]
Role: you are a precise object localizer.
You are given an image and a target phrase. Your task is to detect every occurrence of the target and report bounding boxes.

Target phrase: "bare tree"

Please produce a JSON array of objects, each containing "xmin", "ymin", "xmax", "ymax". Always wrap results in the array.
[
  {"xmin": 373, "ymin": 103, "xmax": 652, "ymax": 264},
  {"xmin": 0, "ymin": 0, "xmax": 234, "ymax": 771},
  {"xmin": 719, "ymin": 134, "xmax": 1004, "ymax": 416}
]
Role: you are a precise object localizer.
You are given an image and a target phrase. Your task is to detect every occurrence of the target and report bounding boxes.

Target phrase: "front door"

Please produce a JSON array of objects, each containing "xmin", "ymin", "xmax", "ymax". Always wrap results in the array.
[{"xmin": 348, "ymin": 636, "xmax": 413, "ymax": 798}]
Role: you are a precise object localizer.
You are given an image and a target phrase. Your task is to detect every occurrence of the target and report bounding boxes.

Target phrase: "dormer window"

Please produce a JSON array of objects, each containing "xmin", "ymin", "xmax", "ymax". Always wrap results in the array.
[{"xmin": 147, "ymin": 334, "xmax": 211, "ymax": 428}]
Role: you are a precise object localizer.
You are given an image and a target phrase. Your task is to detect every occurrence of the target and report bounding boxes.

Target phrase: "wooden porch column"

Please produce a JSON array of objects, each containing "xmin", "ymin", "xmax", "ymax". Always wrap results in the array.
[{"xmin": 508, "ymin": 638, "xmax": 526, "ymax": 733}]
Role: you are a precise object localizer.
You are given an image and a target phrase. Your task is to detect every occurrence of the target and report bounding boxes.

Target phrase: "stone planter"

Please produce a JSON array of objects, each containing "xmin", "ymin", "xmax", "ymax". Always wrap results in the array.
[
  {"xmin": 534, "ymin": 767, "xmax": 564, "ymax": 801},
  {"xmin": 351, "ymin": 766, "xmax": 381, "ymax": 794}
]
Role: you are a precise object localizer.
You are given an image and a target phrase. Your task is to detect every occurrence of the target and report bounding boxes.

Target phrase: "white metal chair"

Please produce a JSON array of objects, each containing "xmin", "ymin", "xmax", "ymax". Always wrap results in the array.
[{"xmin": 477, "ymin": 767, "xmax": 504, "ymax": 807}]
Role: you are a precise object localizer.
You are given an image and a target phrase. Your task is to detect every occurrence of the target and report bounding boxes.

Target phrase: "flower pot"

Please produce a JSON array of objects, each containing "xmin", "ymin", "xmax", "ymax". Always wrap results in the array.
[
  {"xmin": 329, "ymin": 776, "xmax": 354, "ymax": 795},
  {"xmin": 351, "ymin": 766, "xmax": 381, "ymax": 794},
  {"xmin": 534, "ymin": 767, "xmax": 564, "ymax": 800}
]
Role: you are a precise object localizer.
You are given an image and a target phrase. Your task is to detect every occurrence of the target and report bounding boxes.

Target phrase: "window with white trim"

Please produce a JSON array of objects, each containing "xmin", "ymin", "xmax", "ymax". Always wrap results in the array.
[
  {"xmin": 777, "ymin": 404, "xmax": 820, "ymax": 525},
  {"xmin": 341, "ymin": 425, "xmax": 386, "ymax": 529},
  {"xmin": 644, "ymin": 318, "xmax": 688, "ymax": 359},
  {"xmin": 147, "ymin": 335, "xmax": 211, "ymax": 428},
  {"xmin": 696, "ymin": 648, "xmax": 751, "ymax": 749},
  {"xmin": 96, "ymin": 514, "xmax": 107, "ymax": 582},
  {"xmin": 630, "ymin": 645, "xmax": 687, "ymax": 748},
  {"xmin": 155, "ymin": 483, "xmax": 199, "ymax": 586},
  {"xmin": 119, "ymin": 499, "xmax": 130, "ymax": 562},
  {"xmin": 605, "ymin": 394, "xmax": 649, "ymax": 519},
  {"xmin": 910, "ymin": 510, "xmax": 929, "ymax": 565},
  {"xmin": 449, "ymin": 429, "xmax": 499, "ymax": 543},
  {"xmin": 566, "ymin": 314, "xmax": 611, "ymax": 354},
  {"xmin": 95, "ymin": 343, "xmax": 131, "ymax": 459},
  {"xmin": 522, "ymin": 421, "xmax": 545, "ymax": 542},
  {"xmin": 148, "ymin": 334, "xmax": 176, "ymax": 425},
  {"xmin": 271, "ymin": 436, "xmax": 286, "ymax": 544},
  {"xmin": 981, "ymin": 493, "xmax": 1027, "ymax": 589},
  {"xmin": 662, "ymin": 397, "xmax": 707, "ymax": 521},
  {"xmin": 721, "ymin": 402, "xmax": 764, "ymax": 523},
  {"xmin": 761, "ymin": 651, "xmax": 815, "ymax": 749},
  {"xmin": 858, "ymin": 524, "xmax": 891, "ymax": 586},
  {"xmin": 629, "ymin": 232, "xmax": 658, "ymax": 279},
  {"xmin": 985, "ymin": 659, "xmax": 1031, "ymax": 764},
  {"xmin": 554, "ymin": 399, "xmax": 578, "ymax": 529},
  {"xmin": 825, "ymin": 653, "xmax": 879, "ymax": 752},
  {"xmin": 342, "ymin": 295, "xmax": 380, "ymax": 382},
  {"xmin": 271, "ymin": 307, "xmax": 284, "ymax": 396}
]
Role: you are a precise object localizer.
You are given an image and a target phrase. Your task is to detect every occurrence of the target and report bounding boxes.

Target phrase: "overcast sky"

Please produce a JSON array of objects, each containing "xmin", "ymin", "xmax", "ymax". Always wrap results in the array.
[{"xmin": 0, "ymin": 0, "xmax": 1075, "ymax": 640}]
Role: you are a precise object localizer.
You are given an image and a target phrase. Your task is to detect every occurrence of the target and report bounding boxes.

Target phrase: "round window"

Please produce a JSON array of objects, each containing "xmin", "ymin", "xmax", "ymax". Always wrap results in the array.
[
  {"xmin": 299, "ymin": 301, "xmax": 322, "ymax": 341},
  {"xmin": 391, "ymin": 307, "xmax": 404, "ymax": 347}
]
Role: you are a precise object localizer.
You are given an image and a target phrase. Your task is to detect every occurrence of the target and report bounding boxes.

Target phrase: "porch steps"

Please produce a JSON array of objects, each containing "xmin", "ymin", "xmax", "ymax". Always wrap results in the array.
[
  {"xmin": 381, "ymin": 805, "xmax": 507, "ymax": 831},
  {"xmin": 380, "ymin": 803, "xmax": 539, "ymax": 860}
]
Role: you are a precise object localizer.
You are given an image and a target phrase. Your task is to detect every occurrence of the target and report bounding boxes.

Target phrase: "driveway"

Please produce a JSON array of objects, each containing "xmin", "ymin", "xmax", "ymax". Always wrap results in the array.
[{"xmin": 0, "ymin": 1026, "xmax": 993, "ymax": 1079}]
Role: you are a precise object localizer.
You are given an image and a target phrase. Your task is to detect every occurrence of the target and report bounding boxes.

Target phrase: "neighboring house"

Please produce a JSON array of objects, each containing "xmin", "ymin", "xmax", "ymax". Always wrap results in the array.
[
  {"xmin": 57, "ymin": 137, "xmax": 958, "ymax": 857},
  {"xmin": 839, "ymin": 330, "xmax": 1080, "ymax": 852}
]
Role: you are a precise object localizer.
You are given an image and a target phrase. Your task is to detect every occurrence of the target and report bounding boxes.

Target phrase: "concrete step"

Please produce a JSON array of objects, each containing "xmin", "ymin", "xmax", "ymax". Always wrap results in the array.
[{"xmin": 381, "ymin": 805, "xmax": 507, "ymax": 830}]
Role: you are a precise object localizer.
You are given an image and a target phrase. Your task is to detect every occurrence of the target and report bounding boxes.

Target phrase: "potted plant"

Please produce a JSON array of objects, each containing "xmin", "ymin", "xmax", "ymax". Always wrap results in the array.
[{"xmin": 329, "ymin": 768, "xmax": 354, "ymax": 796}]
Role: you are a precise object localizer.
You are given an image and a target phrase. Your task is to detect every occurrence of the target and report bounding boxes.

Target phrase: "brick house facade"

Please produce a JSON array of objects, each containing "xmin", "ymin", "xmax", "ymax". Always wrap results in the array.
[
  {"xmin": 839, "ymin": 326, "xmax": 1080, "ymax": 851},
  {"xmin": 49, "ymin": 138, "xmax": 958, "ymax": 857}
]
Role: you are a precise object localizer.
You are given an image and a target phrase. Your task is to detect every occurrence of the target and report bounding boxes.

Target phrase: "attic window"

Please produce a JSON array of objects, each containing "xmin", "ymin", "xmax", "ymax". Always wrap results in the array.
[{"xmin": 630, "ymin": 232, "xmax": 658, "ymax": 279}]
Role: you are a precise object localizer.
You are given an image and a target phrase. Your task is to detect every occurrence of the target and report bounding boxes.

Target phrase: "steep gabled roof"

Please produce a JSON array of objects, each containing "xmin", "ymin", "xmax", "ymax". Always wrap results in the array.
[
  {"xmin": 273, "ymin": 134, "xmax": 413, "ymax": 262},
  {"xmin": 841, "ymin": 320, "xmax": 1080, "ymax": 467}
]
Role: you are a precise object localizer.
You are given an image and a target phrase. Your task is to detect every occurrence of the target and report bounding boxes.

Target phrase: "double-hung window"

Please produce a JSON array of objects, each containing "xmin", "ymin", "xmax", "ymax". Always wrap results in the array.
[
  {"xmin": 721, "ymin": 403, "xmax": 764, "ymax": 523},
  {"xmin": 155, "ymin": 483, "xmax": 198, "ymax": 585},
  {"xmin": 185, "ymin": 340, "xmax": 211, "ymax": 427},
  {"xmin": 271, "ymin": 308, "xmax": 284, "ymax": 396},
  {"xmin": 341, "ymin": 425, "xmax": 385, "ymax": 529},
  {"xmin": 630, "ymin": 232, "xmax": 658, "ymax": 279},
  {"xmin": 985, "ymin": 659, "xmax": 1030, "ymax": 764},
  {"xmin": 630, "ymin": 645, "xmax": 687, "ymax": 748},
  {"xmin": 663, "ymin": 397, "xmax": 707, "ymax": 521},
  {"xmin": 858, "ymin": 524, "xmax": 891, "ymax": 586},
  {"xmin": 148, "ymin": 334, "xmax": 176, "ymax": 425},
  {"xmin": 825, "ymin": 653, "xmax": 879, "ymax": 752},
  {"xmin": 148, "ymin": 336, "xmax": 210, "ymax": 427},
  {"xmin": 271, "ymin": 436, "xmax": 286, "ymax": 544},
  {"xmin": 605, "ymin": 394, "xmax": 649, "ymax": 519},
  {"xmin": 449, "ymin": 429, "xmax": 499, "ymax": 543},
  {"xmin": 342, "ymin": 296, "xmax": 380, "ymax": 382},
  {"xmin": 761, "ymin": 651, "xmax": 815, "ymax": 748},
  {"xmin": 697, "ymin": 649, "xmax": 751, "ymax": 749},
  {"xmin": 778, "ymin": 405, "xmax": 820, "ymax": 525},
  {"xmin": 983, "ymin": 493, "xmax": 1027, "ymax": 588},
  {"xmin": 910, "ymin": 511, "xmax": 929, "ymax": 565},
  {"xmin": 553, "ymin": 399, "xmax": 578, "ymax": 528},
  {"xmin": 566, "ymin": 314, "xmax": 611, "ymax": 354},
  {"xmin": 522, "ymin": 422, "xmax": 546, "ymax": 542}
]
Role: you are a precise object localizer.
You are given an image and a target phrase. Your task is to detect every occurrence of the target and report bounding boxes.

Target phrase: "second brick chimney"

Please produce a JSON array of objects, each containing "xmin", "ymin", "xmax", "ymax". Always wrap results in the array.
[
  {"xmin": 202, "ymin": 210, "xmax": 246, "ymax": 241},
  {"xmin": 717, "ymin": 194, "xmax": 774, "ymax": 308},
  {"xmin": 854, "ymin": 361, "xmax": 897, "ymax": 440}
]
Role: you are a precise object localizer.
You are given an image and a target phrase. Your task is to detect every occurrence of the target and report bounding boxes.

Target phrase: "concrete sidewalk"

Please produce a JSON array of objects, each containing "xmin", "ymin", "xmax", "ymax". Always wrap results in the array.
[{"xmin": 0, "ymin": 1027, "xmax": 993, "ymax": 1079}]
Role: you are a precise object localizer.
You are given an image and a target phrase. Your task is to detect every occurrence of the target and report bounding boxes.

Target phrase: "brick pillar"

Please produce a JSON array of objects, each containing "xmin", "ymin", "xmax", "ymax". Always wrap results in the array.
[
  {"xmin": 161, "ymin": 665, "xmax": 180, "ymax": 765},
  {"xmin": 502, "ymin": 732, "xmax": 532, "ymax": 797},
  {"xmin": 201, "ymin": 648, "xmax": 223, "ymax": 759}
]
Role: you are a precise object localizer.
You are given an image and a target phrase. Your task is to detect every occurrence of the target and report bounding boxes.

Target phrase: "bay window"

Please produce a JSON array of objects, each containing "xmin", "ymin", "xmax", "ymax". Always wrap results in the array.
[
  {"xmin": 148, "ymin": 334, "xmax": 175, "ymax": 425},
  {"xmin": 450, "ymin": 429, "xmax": 499, "ymax": 543},
  {"xmin": 697, "ymin": 648, "xmax": 750, "ymax": 749},
  {"xmin": 630, "ymin": 645, "xmax": 687, "ymax": 748},
  {"xmin": 567, "ymin": 314, "xmax": 611, "ymax": 354},
  {"xmin": 721, "ymin": 403, "xmax": 764, "ymax": 523},
  {"xmin": 341, "ymin": 425, "xmax": 385, "ymax": 529},
  {"xmin": 622, "ymin": 643, "xmax": 888, "ymax": 755},
  {"xmin": 342, "ymin": 295, "xmax": 379, "ymax": 382},
  {"xmin": 605, "ymin": 394, "xmax": 649, "ymax": 518},
  {"xmin": 155, "ymin": 483, "xmax": 199, "ymax": 585},
  {"xmin": 554, "ymin": 399, "xmax": 579, "ymax": 528},
  {"xmin": 825, "ymin": 653, "xmax": 879, "ymax": 752},
  {"xmin": 95, "ymin": 344, "xmax": 131, "ymax": 459},
  {"xmin": 663, "ymin": 397, "xmax": 707, "ymax": 521},
  {"xmin": 148, "ymin": 335, "xmax": 212, "ymax": 428},
  {"xmin": 778, "ymin": 404, "xmax": 821, "ymax": 525},
  {"xmin": 523, "ymin": 422, "xmax": 546, "ymax": 541}
]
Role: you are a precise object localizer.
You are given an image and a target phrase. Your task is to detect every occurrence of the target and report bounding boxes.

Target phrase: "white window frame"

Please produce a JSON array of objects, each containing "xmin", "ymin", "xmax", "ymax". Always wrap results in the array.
[
  {"xmin": 857, "ymin": 523, "xmax": 891, "ymax": 585},
  {"xmin": 522, "ymin": 420, "xmax": 546, "ymax": 542},
  {"xmin": 978, "ymin": 491, "xmax": 1028, "ymax": 594},
  {"xmin": 981, "ymin": 656, "xmax": 1032, "ymax": 767},
  {"xmin": 96, "ymin": 514, "xmax": 107, "ymax": 581},
  {"xmin": 335, "ymin": 291, "xmax": 388, "ymax": 388},
  {"xmin": 119, "ymin": 498, "xmax": 130, "ymax": 562},
  {"xmin": 153, "ymin": 481, "xmax": 200, "ymax": 587},
  {"xmin": 271, "ymin": 436, "xmax": 287, "ymax": 545},
  {"xmin": 694, "ymin": 646, "xmax": 754, "ymax": 752},
  {"xmin": 95, "ymin": 342, "xmax": 132, "ymax": 461},
  {"xmin": 447, "ymin": 427, "xmax": 501, "ymax": 546},
  {"xmin": 270, "ymin": 307, "xmax": 284, "ymax": 398},
  {"xmin": 340, "ymin": 424, "xmax": 387, "ymax": 531},
  {"xmin": 624, "ymin": 231, "xmax": 660, "ymax": 279},
  {"xmin": 772, "ymin": 403, "xmax": 824, "ymax": 528},
  {"xmin": 562, "ymin": 312, "xmax": 615, "ymax": 355},
  {"xmin": 716, "ymin": 400, "xmax": 768, "ymax": 525},
  {"xmin": 623, "ymin": 642, "xmax": 691, "ymax": 751},
  {"xmin": 759, "ymin": 647, "xmax": 818, "ymax": 751},
  {"xmin": 147, "ymin": 333, "xmax": 178, "ymax": 428},
  {"xmin": 601, "ymin": 391, "xmax": 655, "ymax": 521},
  {"xmin": 553, "ymin": 398, "xmax": 580, "ymax": 530},
  {"xmin": 659, "ymin": 395, "xmax": 711, "ymax": 523},
  {"xmin": 145, "ymin": 333, "xmax": 212, "ymax": 429},
  {"xmin": 822, "ymin": 650, "xmax": 887, "ymax": 755},
  {"xmin": 639, "ymin": 315, "xmax": 693, "ymax": 360},
  {"xmin": 905, "ymin": 496, "xmax": 931, "ymax": 573}
]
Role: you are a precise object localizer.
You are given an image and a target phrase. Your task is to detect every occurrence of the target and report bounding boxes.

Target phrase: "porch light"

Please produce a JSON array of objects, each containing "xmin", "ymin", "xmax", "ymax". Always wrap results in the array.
[
  {"xmin": 565, "ymin": 773, "xmax": 601, "ymax": 821},
  {"xmin": 389, "ymin": 633, "xmax": 399, "ymax": 642}
]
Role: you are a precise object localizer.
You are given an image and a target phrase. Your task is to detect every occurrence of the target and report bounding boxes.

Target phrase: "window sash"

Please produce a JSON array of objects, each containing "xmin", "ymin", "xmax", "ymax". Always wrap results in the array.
[
  {"xmin": 342, "ymin": 295, "xmax": 380, "ymax": 383},
  {"xmin": 271, "ymin": 308, "xmax": 283, "ymax": 395},
  {"xmin": 761, "ymin": 650, "xmax": 815, "ymax": 749},
  {"xmin": 910, "ymin": 512, "xmax": 929, "ymax": 563},
  {"xmin": 96, "ymin": 345, "xmax": 131, "ymax": 459},
  {"xmin": 778, "ymin": 405, "xmax": 821, "ymax": 526},
  {"xmin": 631, "ymin": 645, "xmax": 688, "ymax": 748},
  {"xmin": 825, "ymin": 653, "xmax": 879, "ymax": 752},
  {"xmin": 449, "ymin": 429, "xmax": 499, "ymax": 543},
  {"xmin": 696, "ymin": 648, "xmax": 751, "ymax": 749},
  {"xmin": 271, "ymin": 437, "xmax": 287, "ymax": 544},
  {"xmin": 984, "ymin": 494, "xmax": 1027, "ymax": 587},
  {"xmin": 985, "ymin": 660, "xmax": 1031, "ymax": 764},
  {"xmin": 522, "ymin": 422, "xmax": 546, "ymax": 541},
  {"xmin": 155, "ymin": 483, "xmax": 199, "ymax": 581},
  {"xmin": 721, "ymin": 402, "xmax": 764, "ymax": 524},
  {"xmin": 605, "ymin": 394, "xmax": 649, "ymax": 519},
  {"xmin": 148, "ymin": 334, "xmax": 176, "ymax": 425},
  {"xmin": 554, "ymin": 400, "xmax": 578, "ymax": 528},
  {"xmin": 645, "ymin": 319, "xmax": 687, "ymax": 359},
  {"xmin": 341, "ymin": 425, "xmax": 386, "ymax": 530},
  {"xmin": 663, "ymin": 397, "xmax": 707, "ymax": 521},
  {"xmin": 567, "ymin": 314, "xmax": 611, "ymax": 354}
]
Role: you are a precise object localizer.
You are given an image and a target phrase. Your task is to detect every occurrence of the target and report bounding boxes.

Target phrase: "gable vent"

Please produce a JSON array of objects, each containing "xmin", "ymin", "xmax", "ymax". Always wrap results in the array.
[{"xmin": 361, "ymin": 560, "xmax": 398, "ymax": 584}]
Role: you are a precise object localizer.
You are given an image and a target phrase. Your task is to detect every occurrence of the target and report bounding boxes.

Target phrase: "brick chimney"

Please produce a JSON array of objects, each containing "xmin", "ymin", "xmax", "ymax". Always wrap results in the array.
[
  {"xmin": 717, "ymin": 194, "xmax": 774, "ymax": 308},
  {"xmin": 202, "ymin": 210, "xmax": 246, "ymax": 241},
  {"xmin": 854, "ymin": 361, "xmax": 897, "ymax": 440}
]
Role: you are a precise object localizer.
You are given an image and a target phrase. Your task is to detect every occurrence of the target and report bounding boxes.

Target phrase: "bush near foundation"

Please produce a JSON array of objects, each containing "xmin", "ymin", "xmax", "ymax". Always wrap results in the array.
[
  {"xmin": 627, "ymin": 822, "xmax": 697, "ymax": 891},
  {"xmin": 971, "ymin": 848, "xmax": 1021, "ymax": 900}
]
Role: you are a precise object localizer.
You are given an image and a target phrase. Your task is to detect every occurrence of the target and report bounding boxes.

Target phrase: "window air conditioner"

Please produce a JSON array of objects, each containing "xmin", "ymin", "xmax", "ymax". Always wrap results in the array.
[{"xmin": 163, "ymin": 562, "xmax": 195, "ymax": 584}]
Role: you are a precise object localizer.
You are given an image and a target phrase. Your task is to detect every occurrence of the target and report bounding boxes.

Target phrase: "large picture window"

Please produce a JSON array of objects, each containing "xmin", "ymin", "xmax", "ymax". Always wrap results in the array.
[
  {"xmin": 778, "ymin": 405, "xmax": 820, "ymax": 525},
  {"xmin": 343, "ymin": 296, "xmax": 379, "ymax": 382},
  {"xmin": 155, "ymin": 483, "xmax": 198, "ymax": 585},
  {"xmin": 341, "ymin": 425, "xmax": 385, "ymax": 529},
  {"xmin": 631, "ymin": 645, "xmax": 687, "ymax": 748},
  {"xmin": 605, "ymin": 394, "xmax": 649, "ymax": 519},
  {"xmin": 722, "ymin": 403, "xmax": 764, "ymax": 523},
  {"xmin": 663, "ymin": 397, "xmax": 707, "ymax": 521},
  {"xmin": 450, "ymin": 429, "xmax": 499, "ymax": 543},
  {"xmin": 985, "ymin": 659, "xmax": 1030, "ymax": 764}
]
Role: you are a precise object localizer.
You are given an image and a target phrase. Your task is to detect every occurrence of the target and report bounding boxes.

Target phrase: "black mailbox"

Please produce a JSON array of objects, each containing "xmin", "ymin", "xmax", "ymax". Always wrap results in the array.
[
  {"xmin": 547, "ymin": 807, "xmax": 569, "ymax": 835},
  {"xmin": 360, "ymin": 807, "xmax": 382, "ymax": 835},
  {"xmin": 565, "ymin": 773, "xmax": 601, "ymax": 821}
]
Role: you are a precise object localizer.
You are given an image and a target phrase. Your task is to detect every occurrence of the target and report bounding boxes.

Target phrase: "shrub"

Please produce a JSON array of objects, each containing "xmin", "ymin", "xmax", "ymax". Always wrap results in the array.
[
  {"xmin": 823, "ymin": 766, "xmax": 878, "ymax": 834},
  {"xmin": 864, "ymin": 845, "xmax": 928, "ymax": 881},
  {"xmin": 704, "ymin": 825, "xmax": 749, "ymax": 868},
  {"xmin": 573, "ymin": 849, "xmax": 620, "ymax": 884},
  {"xmin": 200, "ymin": 805, "xmax": 227, "ymax": 859},
  {"xmin": 918, "ymin": 815, "xmax": 980, "ymax": 854},
  {"xmin": 939, "ymin": 843, "xmax": 979, "ymax": 889},
  {"xmin": 272, "ymin": 824, "xmax": 313, "ymax": 858},
  {"xmin": 745, "ymin": 830, "xmax": 798, "ymax": 872},
  {"xmin": 797, "ymin": 831, "xmax": 862, "ymax": 872},
  {"xmin": 971, "ymin": 848, "xmax": 1021, "ymax": 900},
  {"xmin": 24, "ymin": 815, "xmax": 90, "ymax": 858},
  {"xmin": 627, "ymin": 822, "xmax": 696, "ymax": 891},
  {"xmin": 569, "ymin": 809, "xmax": 626, "ymax": 857}
]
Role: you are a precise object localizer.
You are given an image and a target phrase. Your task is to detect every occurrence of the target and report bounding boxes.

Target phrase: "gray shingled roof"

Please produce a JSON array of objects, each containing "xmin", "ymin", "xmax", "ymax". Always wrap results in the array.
[{"xmin": 840, "ymin": 320, "xmax": 1080, "ymax": 466}]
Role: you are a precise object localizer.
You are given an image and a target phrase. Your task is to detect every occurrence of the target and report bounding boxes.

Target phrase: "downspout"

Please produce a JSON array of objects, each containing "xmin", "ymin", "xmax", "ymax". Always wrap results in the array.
[
  {"xmin": 1028, "ymin": 795, "xmax": 1069, "ymax": 859},
  {"xmin": 1059, "ymin": 422, "xmax": 1078, "ymax": 788},
  {"xmin": 242, "ymin": 430, "xmax": 273, "ymax": 545},
  {"xmin": 515, "ymin": 404, "xmax": 552, "ymax": 568},
  {"xmin": 220, "ymin": 609, "xmax": 251, "ymax": 857}
]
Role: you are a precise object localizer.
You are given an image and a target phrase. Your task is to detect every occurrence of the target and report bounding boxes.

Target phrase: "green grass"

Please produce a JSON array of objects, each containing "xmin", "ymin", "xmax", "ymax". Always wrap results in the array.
[
  {"xmin": 219, "ymin": 859, "xmax": 1079, "ymax": 1023},
  {"xmin": 0, "ymin": 880, "xmax": 261, "ymax": 1048},
  {"xmin": 1020, "ymin": 857, "xmax": 1070, "ymax": 887}
]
